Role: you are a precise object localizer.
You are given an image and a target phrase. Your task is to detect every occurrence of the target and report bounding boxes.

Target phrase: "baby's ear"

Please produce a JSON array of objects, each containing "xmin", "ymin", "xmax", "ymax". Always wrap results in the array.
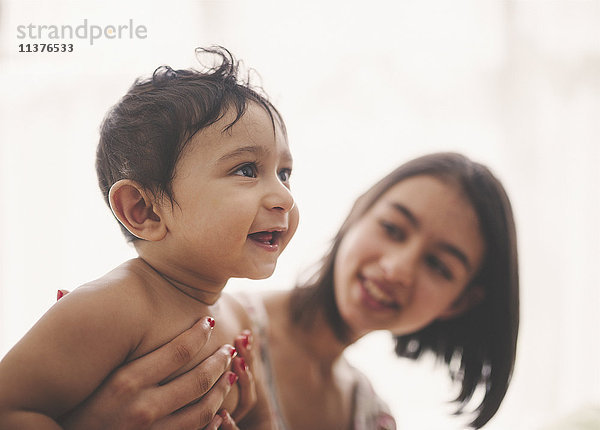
[
  {"xmin": 438, "ymin": 285, "xmax": 485, "ymax": 320},
  {"xmin": 109, "ymin": 180, "xmax": 167, "ymax": 241}
]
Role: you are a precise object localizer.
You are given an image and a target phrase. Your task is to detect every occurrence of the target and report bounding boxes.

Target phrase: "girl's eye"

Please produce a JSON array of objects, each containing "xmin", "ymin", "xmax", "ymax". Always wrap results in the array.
[
  {"xmin": 426, "ymin": 255, "xmax": 454, "ymax": 281},
  {"xmin": 233, "ymin": 163, "xmax": 258, "ymax": 178},
  {"xmin": 380, "ymin": 221, "xmax": 407, "ymax": 242},
  {"xmin": 278, "ymin": 168, "xmax": 292, "ymax": 183}
]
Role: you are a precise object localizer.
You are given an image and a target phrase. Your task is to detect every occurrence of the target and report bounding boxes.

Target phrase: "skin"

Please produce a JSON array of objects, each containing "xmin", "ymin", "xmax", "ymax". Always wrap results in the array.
[
  {"xmin": 0, "ymin": 103, "xmax": 298, "ymax": 429},
  {"xmin": 260, "ymin": 175, "xmax": 486, "ymax": 430},
  {"xmin": 60, "ymin": 313, "xmax": 250, "ymax": 430},
  {"xmin": 334, "ymin": 175, "xmax": 485, "ymax": 337},
  {"xmin": 123, "ymin": 102, "xmax": 298, "ymax": 302}
]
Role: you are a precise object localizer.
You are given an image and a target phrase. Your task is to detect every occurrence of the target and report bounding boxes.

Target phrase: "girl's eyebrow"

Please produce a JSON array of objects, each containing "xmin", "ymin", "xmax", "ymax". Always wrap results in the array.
[
  {"xmin": 390, "ymin": 202, "xmax": 472, "ymax": 272},
  {"xmin": 390, "ymin": 202, "xmax": 419, "ymax": 228},
  {"xmin": 438, "ymin": 243, "xmax": 472, "ymax": 272}
]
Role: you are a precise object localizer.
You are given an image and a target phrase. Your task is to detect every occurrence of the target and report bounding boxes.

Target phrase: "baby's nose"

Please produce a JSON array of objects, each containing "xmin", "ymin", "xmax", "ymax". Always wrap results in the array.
[{"xmin": 266, "ymin": 182, "xmax": 295, "ymax": 213}]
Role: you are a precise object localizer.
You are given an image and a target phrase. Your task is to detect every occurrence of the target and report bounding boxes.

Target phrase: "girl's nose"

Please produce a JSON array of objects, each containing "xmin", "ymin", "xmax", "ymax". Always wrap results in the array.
[{"xmin": 380, "ymin": 244, "xmax": 419, "ymax": 288}]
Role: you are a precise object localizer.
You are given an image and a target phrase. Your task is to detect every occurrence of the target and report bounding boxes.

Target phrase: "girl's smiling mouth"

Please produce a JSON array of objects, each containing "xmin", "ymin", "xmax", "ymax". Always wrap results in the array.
[{"xmin": 358, "ymin": 276, "xmax": 400, "ymax": 310}]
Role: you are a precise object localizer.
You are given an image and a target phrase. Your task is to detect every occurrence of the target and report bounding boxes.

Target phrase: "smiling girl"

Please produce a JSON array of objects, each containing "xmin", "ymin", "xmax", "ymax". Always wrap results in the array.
[{"xmin": 246, "ymin": 152, "xmax": 519, "ymax": 429}]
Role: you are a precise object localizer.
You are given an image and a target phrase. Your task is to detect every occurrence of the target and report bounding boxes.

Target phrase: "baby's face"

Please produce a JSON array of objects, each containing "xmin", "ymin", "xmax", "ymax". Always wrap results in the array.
[{"xmin": 158, "ymin": 103, "xmax": 298, "ymax": 283}]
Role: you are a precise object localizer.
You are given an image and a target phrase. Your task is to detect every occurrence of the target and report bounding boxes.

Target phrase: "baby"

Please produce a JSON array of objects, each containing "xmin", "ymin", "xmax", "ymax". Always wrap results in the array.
[{"xmin": 0, "ymin": 47, "xmax": 298, "ymax": 428}]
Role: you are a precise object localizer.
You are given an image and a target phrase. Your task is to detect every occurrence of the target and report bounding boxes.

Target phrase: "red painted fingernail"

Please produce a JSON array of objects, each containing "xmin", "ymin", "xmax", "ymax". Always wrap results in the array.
[
  {"xmin": 207, "ymin": 317, "xmax": 215, "ymax": 328},
  {"xmin": 57, "ymin": 290, "xmax": 65, "ymax": 300},
  {"xmin": 239, "ymin": 357, "xmax": 247, "ymax": 371},
  {"xmin": 228, "ymin": 372, "xmax": 238, "ymax": 385},
  {"xmin": 229, "ymin": 346, "xmax": 237, "ymax": 358},
  {"xmin": 241, "ymin": 334, "xmax": 250, "ymax": 349}
]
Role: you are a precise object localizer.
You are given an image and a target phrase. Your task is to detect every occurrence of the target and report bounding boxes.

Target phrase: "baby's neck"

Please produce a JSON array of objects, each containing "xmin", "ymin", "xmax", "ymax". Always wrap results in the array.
[{"xmin": 135, "ymin": 255, "xmax": 226, "ymax": 306}]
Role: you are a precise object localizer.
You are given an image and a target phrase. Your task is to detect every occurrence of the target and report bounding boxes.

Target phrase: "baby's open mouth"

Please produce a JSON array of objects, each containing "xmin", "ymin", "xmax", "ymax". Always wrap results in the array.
[{"xmin": 248, "ymin": 230, "xmax": 282, "ymax": 246}]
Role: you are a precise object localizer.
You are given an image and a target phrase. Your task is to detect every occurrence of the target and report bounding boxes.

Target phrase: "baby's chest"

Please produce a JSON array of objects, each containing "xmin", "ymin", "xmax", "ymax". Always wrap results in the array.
[
  {"xmin": 128, "ymin": 310, "xmax": 242, "ymax": 410},
  {"xmin": 138, "ymin": 308, "xmax": 241, "ymax": 366}
]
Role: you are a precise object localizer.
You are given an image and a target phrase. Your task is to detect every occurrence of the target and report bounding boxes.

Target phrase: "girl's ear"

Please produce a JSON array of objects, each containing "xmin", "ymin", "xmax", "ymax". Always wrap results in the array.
[
  {"xmin": 438, "ymin": 284, "xmax": 485, "ymax": 320},
  {"xmin": 109, "ymin": 179, "xmax": 167, "ymax": 241}
]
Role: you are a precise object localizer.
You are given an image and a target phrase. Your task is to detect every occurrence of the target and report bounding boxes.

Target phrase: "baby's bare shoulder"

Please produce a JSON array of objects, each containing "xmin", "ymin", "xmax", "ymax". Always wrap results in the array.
[
  {"xmin": 0, "ymin": 260, "xmax": 159, "ymax": 415},
  {"xmin": 59, "ymin": 259, "xmax": 160, "ymax": 340},
  {"xmin": 74, "ymin": 259, "xmax": 156, "ymax": 307}
]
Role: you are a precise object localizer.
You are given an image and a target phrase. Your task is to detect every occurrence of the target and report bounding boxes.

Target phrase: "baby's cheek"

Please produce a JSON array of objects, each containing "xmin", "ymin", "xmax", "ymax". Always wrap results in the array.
[
  {"xmin": 290, "ymin": 204, "xmax": 299, "ymax": 225},
  {"xmin": 287, "ymin": 206, "xmax": 300, "ymax": 240}
]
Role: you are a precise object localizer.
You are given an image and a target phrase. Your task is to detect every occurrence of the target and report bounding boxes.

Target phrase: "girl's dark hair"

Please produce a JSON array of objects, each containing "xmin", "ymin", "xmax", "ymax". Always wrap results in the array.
[
  {"xmin": 96, "ymin": 46, "xmax": 285, "ymax": 241},
  {"xmin": 290, "ymin": 152, "xmax": 519, "ymax": 428}
]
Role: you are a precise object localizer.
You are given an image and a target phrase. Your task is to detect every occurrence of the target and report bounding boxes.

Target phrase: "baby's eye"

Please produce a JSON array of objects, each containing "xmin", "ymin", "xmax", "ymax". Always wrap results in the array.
[
  {"xmin": 379, "ymin": 221, "xmax": 407, "ymax": 242},
  {"xmin": 278, "ymin": 168, "xmax": 292, "ymax": 183},
  {"xmin": 426, "ymin": 255, "xmax": 453, "ymax": 281},
  {"xmin": 234, "ymin": 163, "xmax": 258, "ymax": 178}
]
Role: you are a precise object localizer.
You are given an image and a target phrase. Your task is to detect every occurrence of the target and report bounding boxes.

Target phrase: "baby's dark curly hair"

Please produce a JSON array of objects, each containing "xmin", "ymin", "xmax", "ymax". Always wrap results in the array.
[{"xmin": 96, "ymin": 46, "xmax": 285, "ymax": 241}]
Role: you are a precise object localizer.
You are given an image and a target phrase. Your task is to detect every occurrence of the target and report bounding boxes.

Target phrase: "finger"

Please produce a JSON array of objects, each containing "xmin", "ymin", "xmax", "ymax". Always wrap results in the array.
[
  {"xmin": 153, "ymin": 371, "xmax": 238, "ymax": 430},
  {"xmin": 202, "ymin": 413, "xmax": 223, "ymax": 430},
  {"xmin": 149, "ymin": 344, "xmax": 236, "ymax": 417},
  {"xmin": 233, "ymin": 329, "xmax": 254, "ymax": 368},
  {"xmin": 219, "ymin": 410, "xmax": 240, "ymax": 430},
  {"xmin": 118, "ymin": 316, "xmax": 215, "ymax": 387},
  {"xmin": 231, "ymin": 356, "xmax": 256, "ymax": 422}
]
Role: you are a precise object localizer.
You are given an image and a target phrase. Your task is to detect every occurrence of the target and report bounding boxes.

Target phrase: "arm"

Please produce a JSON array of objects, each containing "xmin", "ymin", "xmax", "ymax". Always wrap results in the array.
[
  {"xmin": 0, "ymin": 285, "xmax": 146, "ymax": 428},
  {"xmin": 60, "ymin": 330, "xmax": 238, "ymax": 430},
  {"xmin": 2, "ymin": 289, "xmax": 255, "ymax": 429}
]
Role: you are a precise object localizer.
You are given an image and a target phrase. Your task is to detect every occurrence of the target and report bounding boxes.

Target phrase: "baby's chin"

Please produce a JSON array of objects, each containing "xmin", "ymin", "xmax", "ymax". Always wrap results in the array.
[
  {"xmin": 235, "ymin": 263, "xmax": 278, "ymax": 281},
  {"xmin": 249, "ymin": 267, "xmax": 277, "ymax": 280}
]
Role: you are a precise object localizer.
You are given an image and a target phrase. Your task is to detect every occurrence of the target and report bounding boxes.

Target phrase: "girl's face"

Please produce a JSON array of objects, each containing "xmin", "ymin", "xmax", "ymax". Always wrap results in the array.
[{"xmin": 333, "ymin": 175, "xmax": 485, "ymax": 337}]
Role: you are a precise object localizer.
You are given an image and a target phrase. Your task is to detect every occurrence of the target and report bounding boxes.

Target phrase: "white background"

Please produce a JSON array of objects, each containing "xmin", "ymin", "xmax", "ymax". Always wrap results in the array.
[{"xmin": 1, "ymin": 1, "xmax": 599, "ymax": 428}]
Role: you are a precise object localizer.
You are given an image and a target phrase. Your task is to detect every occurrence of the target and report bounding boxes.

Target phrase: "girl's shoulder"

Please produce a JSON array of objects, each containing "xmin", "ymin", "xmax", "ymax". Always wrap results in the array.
[
  {"xmin": 230, "ymin": 290, "xmax": 287, "ymax": 329},
  {"xmin": 219, "ymin": 291, "xmax": 254, "ymax": 330}
]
